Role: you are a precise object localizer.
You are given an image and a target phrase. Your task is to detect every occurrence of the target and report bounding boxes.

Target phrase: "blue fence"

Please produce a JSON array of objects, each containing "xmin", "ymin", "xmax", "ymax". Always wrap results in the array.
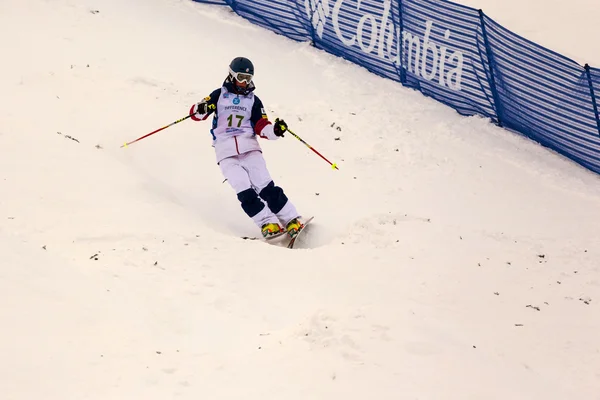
[{"xmin": 192, "ymin": 0, "xmax": 600, "ymax": 175}]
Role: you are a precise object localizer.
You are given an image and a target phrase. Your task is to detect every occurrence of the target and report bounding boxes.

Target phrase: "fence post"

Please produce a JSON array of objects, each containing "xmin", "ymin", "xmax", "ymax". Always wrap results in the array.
[
  {"xmin": 397, "ymin": 0, "xmax": 406, "ymax": 84},
  {"xmin": 478, "ymin": 9, "xmax": 503, "ymax": 127},
  {"xmin": 584, "ymin": 64, "xmax": 600, "ymax": 137},
  {"xmin": 305, "ymin": 0, "xmax": 317, "ymax": 46}
]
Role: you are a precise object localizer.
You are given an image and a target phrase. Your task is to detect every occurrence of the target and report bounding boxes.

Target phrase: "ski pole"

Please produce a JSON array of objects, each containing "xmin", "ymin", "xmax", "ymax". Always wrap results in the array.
[
  {"xmin": 121, "ymin": 114, "xmax": 193, "ymax": 148},
  {"xmin": 286, "ymin": 128, "xmax": 339, "ymax": 170}
]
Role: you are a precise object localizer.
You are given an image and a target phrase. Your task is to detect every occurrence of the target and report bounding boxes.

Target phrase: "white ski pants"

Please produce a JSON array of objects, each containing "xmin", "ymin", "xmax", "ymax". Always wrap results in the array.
[{"xmin": 218, "ymin": 150, "xmax": 299, "ymax": 228}]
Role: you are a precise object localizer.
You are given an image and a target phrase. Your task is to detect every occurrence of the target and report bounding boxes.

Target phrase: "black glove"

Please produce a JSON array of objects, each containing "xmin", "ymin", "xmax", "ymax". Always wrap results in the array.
[
  {"xmin": 196, "ymin": 101, "xmax": 208, "ymax": 115},
  {"xmin": 273, "ymin": 118, "xmax": 288, "ymax": 137},
  {"xmin": 196, "ymin": 101, "xmax": 215, "ymax": 115}
]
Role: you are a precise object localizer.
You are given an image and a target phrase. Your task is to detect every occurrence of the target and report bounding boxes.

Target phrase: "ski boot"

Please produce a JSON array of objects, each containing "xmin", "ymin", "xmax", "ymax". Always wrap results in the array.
[
  {"xmin": 285, "ymin": 218, "xmax": 304, "ymax": 238},
  {"xmin": 261, "ymin": 222, "xmax": 284, "ymax": 239}
]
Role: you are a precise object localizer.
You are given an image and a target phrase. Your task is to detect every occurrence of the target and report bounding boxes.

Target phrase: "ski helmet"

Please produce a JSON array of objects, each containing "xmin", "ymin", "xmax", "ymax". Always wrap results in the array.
[{"xmin": 229, "ymin": 57, "xmax": 254, "ymax": 84}]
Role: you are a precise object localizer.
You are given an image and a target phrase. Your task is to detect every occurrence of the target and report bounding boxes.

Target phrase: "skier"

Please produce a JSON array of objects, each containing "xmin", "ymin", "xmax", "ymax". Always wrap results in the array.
[{"xmin": 189, "ymin": 56, "xmax": 304, "ymax": 239}]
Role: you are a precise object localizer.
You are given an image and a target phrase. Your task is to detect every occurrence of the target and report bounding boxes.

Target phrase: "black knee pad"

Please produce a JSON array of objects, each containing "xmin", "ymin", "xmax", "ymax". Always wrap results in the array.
[
  {"xmin": 259, "ymin": 181, "xmax": 288, "ymax": 214},
  {"xmin": 237, "ymin": 188, "xmax": 265, "ymax": 218}
]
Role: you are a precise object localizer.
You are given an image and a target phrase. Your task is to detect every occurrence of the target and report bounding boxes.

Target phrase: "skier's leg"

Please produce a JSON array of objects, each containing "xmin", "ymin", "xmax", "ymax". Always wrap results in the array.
[
  {"xmin": 218, "ymin": 156, "xmax": 279, "ymax": 228},
  {"xmin": 242, "ymin": 151, "xmax": 300, "ymax": 226}
]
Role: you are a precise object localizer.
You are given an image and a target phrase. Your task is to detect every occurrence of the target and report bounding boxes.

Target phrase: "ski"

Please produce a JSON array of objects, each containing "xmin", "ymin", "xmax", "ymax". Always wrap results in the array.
[
  {"xmin": 241, "ymin": 217, "xmax": 314, "ymax": 249},
  {"xmin": 287, "ymin": 216, "xmax": 314, "ymax": 249},
  {"xmin": 241, "ymin": 230, "xmax": 287, "ymax": 244}
]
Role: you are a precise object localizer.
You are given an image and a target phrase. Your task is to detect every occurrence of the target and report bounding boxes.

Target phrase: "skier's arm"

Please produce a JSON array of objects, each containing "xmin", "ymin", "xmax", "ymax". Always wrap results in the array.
[
  {"xmin": 190, "ymin": 89, "xmax": 221, "ymax": 121},
  {"xmin": 251, "ymin": 96, "xmax": 287, "ymax": 140}
]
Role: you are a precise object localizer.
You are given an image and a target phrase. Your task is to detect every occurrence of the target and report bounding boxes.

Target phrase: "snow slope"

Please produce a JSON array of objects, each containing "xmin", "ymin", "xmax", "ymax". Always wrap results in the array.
[{"xmin": 1, "ymin": 0, "xmax": 599, "ymax": 399}]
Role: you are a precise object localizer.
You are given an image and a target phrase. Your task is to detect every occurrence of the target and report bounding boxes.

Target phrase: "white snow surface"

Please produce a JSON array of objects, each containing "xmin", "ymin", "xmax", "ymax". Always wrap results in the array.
[{"xmin": 1, "ymin": 0, "xmax": 599, "ymax": 399}]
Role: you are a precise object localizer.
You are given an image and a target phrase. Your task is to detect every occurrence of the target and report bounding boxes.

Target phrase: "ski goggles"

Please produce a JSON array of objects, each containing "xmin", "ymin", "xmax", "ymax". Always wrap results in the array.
[{"xmin": 230, "ymin": 69, "xmax": 253, "ymax": 84}]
